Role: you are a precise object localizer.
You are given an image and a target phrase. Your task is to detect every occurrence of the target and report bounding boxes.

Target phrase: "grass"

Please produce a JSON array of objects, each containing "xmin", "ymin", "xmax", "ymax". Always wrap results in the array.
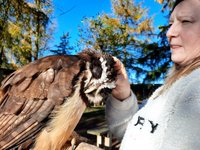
[{"xmin": 84, "ymin": 106, "xmax": 105, "ymax": 113}]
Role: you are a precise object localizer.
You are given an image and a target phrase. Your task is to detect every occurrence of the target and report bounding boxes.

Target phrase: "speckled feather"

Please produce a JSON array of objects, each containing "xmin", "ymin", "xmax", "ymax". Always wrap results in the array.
[
  {"xmin": 0, "ymin": 49, "xmax": 116, "ymax": 150},
  {"xmin": 0, "ymin": 55, "xmax": 83, "ymax": 149}
]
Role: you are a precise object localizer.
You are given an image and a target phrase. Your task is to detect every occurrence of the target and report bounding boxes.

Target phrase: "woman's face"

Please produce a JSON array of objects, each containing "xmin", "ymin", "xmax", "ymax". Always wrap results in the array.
[{"xmin": 167, "ymin": 0, "xmax": 200, "ymax": 66}]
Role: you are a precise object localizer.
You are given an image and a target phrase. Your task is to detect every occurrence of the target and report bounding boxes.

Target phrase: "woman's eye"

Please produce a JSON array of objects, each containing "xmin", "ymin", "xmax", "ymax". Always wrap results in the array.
[{"xmin": 182, "ymin": 20, "xmax": 191, "ymax": 23}]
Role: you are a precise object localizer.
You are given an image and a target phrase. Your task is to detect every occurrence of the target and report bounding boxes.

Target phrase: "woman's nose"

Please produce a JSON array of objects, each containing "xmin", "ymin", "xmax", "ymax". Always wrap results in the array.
[{"xmin": 166, "ymin": 23, "xmax": 179, "ymax": 40}]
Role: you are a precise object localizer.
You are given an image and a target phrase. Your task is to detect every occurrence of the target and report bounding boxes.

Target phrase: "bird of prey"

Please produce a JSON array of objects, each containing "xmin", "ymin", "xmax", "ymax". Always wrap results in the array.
[{"xmin": 0, "ymin": 49, "xmax": 117, "ymax": 150}]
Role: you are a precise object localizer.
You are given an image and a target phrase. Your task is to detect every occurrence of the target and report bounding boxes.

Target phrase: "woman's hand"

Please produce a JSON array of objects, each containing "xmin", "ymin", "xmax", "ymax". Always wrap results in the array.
[{"xmin": 112, "ymin": 57, "xmax": 131, "ymax": 101}]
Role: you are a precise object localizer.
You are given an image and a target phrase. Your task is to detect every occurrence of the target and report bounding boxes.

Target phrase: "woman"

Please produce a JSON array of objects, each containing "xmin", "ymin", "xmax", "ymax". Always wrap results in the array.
[{"xmin": 106, "ymin": 0, "xmax": 200, "ymax": 149}]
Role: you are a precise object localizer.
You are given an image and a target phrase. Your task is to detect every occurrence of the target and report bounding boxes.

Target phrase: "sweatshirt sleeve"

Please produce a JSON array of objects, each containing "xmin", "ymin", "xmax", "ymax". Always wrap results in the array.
[{"xmin": 105, "ymin": 91, "xmax": 138, "ymax": 140}]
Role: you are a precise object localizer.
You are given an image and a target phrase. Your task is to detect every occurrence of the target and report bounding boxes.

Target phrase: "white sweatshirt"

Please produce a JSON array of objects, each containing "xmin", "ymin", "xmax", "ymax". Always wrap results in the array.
[{"xmin": 106, "ymin": 68, "xmax": 200, "ymax": 150}]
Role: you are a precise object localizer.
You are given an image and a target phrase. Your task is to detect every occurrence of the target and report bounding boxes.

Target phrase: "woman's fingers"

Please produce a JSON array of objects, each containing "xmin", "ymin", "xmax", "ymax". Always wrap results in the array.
[{"xmin": 112, "ymin": 57, "xmax": 131, "ymax": 101}]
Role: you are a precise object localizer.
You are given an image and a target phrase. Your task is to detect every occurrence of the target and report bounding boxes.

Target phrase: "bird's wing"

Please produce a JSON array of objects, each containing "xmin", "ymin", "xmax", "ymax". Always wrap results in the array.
[{"xmin": 0, "ymin": 55, "xmax": 82, "ymax": 149}]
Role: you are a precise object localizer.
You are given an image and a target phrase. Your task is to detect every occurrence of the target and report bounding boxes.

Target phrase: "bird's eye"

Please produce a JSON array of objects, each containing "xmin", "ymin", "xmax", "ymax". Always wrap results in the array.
[{"xmin": 92, "ymin": 66, "xmax": 102, "ymax": 79}]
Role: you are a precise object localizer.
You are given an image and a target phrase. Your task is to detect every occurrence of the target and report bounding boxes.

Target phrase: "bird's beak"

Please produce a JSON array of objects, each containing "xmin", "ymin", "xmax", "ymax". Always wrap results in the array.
[
  {"xmin": 84, "ymin": 82, "xmax": 116, "ymax": 94},
  {"xmin": 84, "ymin": 83, "xmax": 101, "ymax": 94}
]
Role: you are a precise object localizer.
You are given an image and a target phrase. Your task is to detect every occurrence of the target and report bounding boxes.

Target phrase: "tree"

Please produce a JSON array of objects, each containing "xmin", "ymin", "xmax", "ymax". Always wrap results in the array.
[
  {"xmin": 50, "ymin": 33, "xmax": 73, "ymax": 55},
  {"xmin": 134, "ymin": 0, "xmax": 178, "ymax": 83},
  {"xmin": 133, "ymin": 0, "xmax": 175, "ymax": 83},
  {"xmin": 156, "ymin": 0, "xmax": 175, "ymax": 12},
  {"xmin": 79, "ymin": 0, "xmax": 157, "ymax": 82},
  {"xmin": 0, "ymin": 0, "xmax": 53, "ymax": 68},
  {"xmin": 78, "ymin": 0, "xmax": 178, "ymax": 83},
  {"xmin": 141, "ymin": 0, "xmax": 178, "ymax": 83},
  {"xmin": 138, "ymin": 27, "xmax": 171, "ymax": 83}
]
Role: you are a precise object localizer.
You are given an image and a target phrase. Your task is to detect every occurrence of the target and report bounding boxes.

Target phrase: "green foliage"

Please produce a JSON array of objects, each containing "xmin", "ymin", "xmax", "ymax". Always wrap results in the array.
[
  {"xmin": 144, "ymin": 0, "xmax": 177, "ymax": 82},
  {"xmin": 78, "ymin": 0, "xmax": 174, "ymax": 83},
  {"xmin": 79, "ymin": 0, "xmax": 161, "ymax": 83},
  {"xmin": 0, "ymin": 0, "xmax": 53, "ymax": 68},
  {"xmin": 50, "ymin": 33, "xmax": 74, "ymax": 55},
  {"xmin": 156, "ymin": 0, "xmax": 175, "ymax": 12}
]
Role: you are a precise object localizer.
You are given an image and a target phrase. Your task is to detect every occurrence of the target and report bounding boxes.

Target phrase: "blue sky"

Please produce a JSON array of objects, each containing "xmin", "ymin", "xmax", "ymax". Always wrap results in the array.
[{"xmin": 50, "ymin": 0, "xmax": 168, "ymax": 52}]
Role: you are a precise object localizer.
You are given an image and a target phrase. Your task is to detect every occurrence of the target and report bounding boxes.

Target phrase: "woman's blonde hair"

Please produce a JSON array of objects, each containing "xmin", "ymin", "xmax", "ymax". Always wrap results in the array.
[{"xmin": 161, "ymin": 56, "xmax": 200, "ymax": 94}]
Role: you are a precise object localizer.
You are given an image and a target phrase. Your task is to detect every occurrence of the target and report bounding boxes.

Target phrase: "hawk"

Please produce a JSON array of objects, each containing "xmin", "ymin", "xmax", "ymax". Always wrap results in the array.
[{"xmin": 0, "ymin": 49, "xmax": 117, "ymax": 150}]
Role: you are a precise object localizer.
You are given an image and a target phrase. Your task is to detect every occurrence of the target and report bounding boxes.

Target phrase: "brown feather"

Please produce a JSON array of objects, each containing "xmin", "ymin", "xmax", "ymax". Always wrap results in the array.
[
  {"xmin": 17, "ymin": 78, "xmax": 32, "ymax": 92},
  {"xmin": 1, "ymin": 115, "xmax": 17, "ymax": 134},
  {"xmin": 0, "ymin": 55, "xmax": 82, "ymax": 149},
  {"xmin": 0, "ymin": 50, "xmax": 117, "ymax": 149},
  {"xmin": 48, "ymin": 83, "xmax": 65, "ymax": 105},
  {"xmin": 0, "ymin": 89, "xmax": 4, "ymax": 103}
]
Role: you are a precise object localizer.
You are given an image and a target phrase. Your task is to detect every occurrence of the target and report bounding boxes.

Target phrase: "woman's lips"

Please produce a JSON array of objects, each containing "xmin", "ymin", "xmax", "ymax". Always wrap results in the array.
[{"xmin": 170, "ymin": 44, "xmax": 182, "ymax": 49}]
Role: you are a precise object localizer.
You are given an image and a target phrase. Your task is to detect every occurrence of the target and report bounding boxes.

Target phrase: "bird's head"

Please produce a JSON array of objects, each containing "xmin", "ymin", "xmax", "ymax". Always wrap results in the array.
[{"xmin": 78, "ymin": 49, "xmax": 117, "ymax": 104}]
